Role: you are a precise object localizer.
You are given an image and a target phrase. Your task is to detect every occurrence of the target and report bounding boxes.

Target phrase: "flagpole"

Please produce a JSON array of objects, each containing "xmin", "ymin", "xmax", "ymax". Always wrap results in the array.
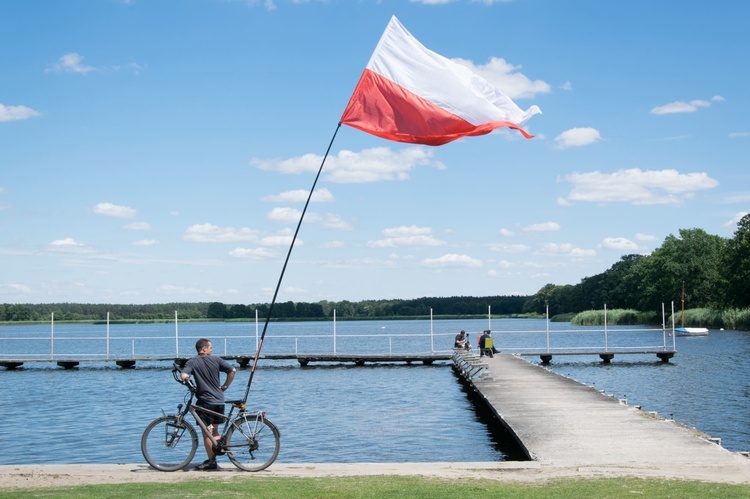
[{"xmin": 242, "ymin": 122, "xmax": 343, "ymax": 403}]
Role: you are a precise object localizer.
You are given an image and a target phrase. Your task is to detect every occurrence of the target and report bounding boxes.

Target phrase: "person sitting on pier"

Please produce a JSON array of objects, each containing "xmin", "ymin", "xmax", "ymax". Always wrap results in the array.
[
  {"xmin": 454, "ymin": 330, "xmax": 470, "ymax": 351},
  {"xmin": 479, "ymin": 330, "xmax": 499, "ymax": 358}
]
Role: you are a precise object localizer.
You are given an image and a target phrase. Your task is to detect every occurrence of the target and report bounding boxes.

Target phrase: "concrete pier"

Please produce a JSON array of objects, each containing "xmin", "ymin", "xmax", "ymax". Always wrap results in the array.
[{"xmin": 454, "ymin": 351, "xmax": 750, "ymax": 478}]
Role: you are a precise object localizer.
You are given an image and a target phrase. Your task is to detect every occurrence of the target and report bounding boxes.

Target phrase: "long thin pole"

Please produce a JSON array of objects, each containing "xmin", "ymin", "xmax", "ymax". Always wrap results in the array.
[{"xmin": 242, "ymin": 122, "xmax": 342, "ymax": 403}]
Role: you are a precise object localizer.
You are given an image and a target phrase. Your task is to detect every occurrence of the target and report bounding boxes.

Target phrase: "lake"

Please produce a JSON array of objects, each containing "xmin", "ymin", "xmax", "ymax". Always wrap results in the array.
[{"xmin": 0, "ymin": 318, "xmax": 747, "ymax": 465}]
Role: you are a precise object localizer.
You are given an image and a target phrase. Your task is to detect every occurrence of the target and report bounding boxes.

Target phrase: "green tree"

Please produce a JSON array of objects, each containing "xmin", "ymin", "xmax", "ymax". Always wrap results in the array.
[
  {"xmin": 634, "ymin": 229, "xmax": 725, "ymax": 311},
  {"xmin": 721, "ymin": 214, "xmax": 750, "ymax": 308},
  {"xmin": 207, "ymin": 302, "xmax": 228, "ymax": 319}
]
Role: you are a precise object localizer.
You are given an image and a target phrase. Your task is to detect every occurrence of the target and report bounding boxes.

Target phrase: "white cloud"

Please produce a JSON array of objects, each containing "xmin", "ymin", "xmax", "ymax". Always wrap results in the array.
[
  {"xmin": 252, "ymin": 146, "xmax": 442, "ymax": 184},
  {"xmin": 262, "ymin": 188, "xmax": 334, "ymax": 203},
  {"xmin": 537, "ymin": 243, "xmax": 596, "ymax": 258},
  {"xmin": 183, "ymin": 223, "xmax": 259, "ymax": 243},
  {"xmin": 133, "ymin": 239, "xmax": 158, "ymax": 246},
  {"xmin": 267, "ymin": 207, "xmax": 303, "ymax": 224},
  {"xmin": 0, "ymin": 103, "xmax": 41, "ymax": 122},
  {"xmin": 523, "ymin": 222, "xmax": 560, "ymax": 232},
  {"xmin": 491, "ymin": 243, "xmax": 530, "ymax": 253},
  {"xmin": 636, "ymin": 233, "xmax": 659, "ymax": 241},
  {"xmin": 561, "ymin": 168, "xmax": 719, "ymax": 205},
  {"xmin": 729, "ymin": 132, "xmax": 750, "ymax": 138},
  {"xmin": 650, "ymin": 96, "xmax": 723, "ymax": 115},
  {"xmin": 367, "ymin": 226, "xmax": 443, "ymax": 248},
  {"xmin": 124, "ymin": 222, "xmax": 150, "ymax": 231},
  {"xmin": 421, "ymin": 253, "xmax": 482, "ymax": 268},
  {"xmin": 498, "ymin": 228, "xmax": 514, "ymax": 236},
  {"xmin": 50, "ymin": 237, "xmax": 84, "ymax": 247},
  {"xmin": 259, "ymin": 229, "xmax": 296, "ymax": 247},
  {"xmin": 321, "ymin": 213, "xmax": 353, "ymax": 231},
  {"xmin": 228, "ymin": 247, "xmax": 280, "ymax": 259},
  {"xmin": 554, "ymin": 127, "xmax": 602, "ymax": 149},
  {"xmin": 93, "ymin": 202, "xmax": 137, "ymax": 219},
  {"xmin": 46, "ymin": 53, "xmax": 96, "ymax": 74},
  {"xmin": 0, "ymin": 283, "xmax": 33, "ymax": 294},
  {"xmin": 600, "ymin": 237, "xmax": 639, "ymax": 251},
  {"xmin": 725, "ymin": 211, "xmax": 749, "ymax": 228},
  {"xmin": 452, "ymin": 57, "xmax": 550, "ymax": 100}
]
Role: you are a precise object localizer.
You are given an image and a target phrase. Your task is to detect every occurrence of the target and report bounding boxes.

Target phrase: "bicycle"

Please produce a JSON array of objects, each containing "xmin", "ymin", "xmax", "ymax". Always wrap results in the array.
[{"xmin": 141, "ymin": 362, "xmax": 281, "ymax": 472}]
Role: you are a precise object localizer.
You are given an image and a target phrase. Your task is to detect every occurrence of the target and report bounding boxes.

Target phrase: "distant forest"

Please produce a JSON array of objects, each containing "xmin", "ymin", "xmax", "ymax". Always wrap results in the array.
[
  {"xmin": 0, "ymin": 296, "xmax": 529, "ymax": 323},
  {"xmin": 2, "ymin": 214, "xmax": 750, "ymax": 324}
]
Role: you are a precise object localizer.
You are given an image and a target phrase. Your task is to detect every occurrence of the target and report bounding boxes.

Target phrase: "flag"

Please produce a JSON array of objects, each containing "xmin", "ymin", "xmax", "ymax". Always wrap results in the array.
[{"xmin": 340, "ymin": 16, "xmax": 541, "ymax": 146}]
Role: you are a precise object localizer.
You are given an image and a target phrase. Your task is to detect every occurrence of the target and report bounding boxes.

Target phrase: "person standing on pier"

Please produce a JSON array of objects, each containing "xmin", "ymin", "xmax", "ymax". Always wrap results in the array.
[{"xmin": 181, "ymin": 338, "xmax": 236, "ymax": 471}]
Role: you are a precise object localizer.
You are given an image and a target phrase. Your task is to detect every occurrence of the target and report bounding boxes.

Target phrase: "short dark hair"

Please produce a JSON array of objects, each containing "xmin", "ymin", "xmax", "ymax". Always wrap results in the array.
[{"xmin": 195, "ymin": 338, "xmax": 211, "ymax": 353}]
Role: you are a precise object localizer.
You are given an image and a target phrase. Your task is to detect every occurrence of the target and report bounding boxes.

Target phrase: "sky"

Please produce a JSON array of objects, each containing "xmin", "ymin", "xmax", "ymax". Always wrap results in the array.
[{"xmin": 1, "ymin": 0, "xmax": 749, "ymax": 306}]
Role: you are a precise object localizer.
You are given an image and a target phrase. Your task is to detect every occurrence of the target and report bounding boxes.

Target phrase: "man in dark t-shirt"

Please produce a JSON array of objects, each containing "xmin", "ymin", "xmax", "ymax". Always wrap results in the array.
[{"xmin": 181, "ymin": 338, "xmax": 236, "ymax": 470}]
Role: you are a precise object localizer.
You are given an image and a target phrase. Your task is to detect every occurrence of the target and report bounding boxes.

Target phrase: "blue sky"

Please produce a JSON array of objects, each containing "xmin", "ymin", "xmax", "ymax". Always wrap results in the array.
[{"xmin": 1, "ymin": 0, "xmax": 748, "ymax": 306}]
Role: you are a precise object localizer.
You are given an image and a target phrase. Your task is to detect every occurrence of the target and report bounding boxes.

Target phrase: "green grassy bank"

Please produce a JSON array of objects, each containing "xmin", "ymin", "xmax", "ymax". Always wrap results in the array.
[{"xmin": 1, "ymin": 476, "xmax": 748, "ymax": 498}]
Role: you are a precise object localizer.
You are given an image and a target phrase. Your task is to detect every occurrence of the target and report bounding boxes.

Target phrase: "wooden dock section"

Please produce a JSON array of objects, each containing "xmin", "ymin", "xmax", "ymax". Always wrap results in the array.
[
  {"xmin": 453, "ymin": 350, "xmax": 750, "ymax": 480},
  {"xmin": 0, "ymin": 353, "xmax": 452, "ymax": 370}
]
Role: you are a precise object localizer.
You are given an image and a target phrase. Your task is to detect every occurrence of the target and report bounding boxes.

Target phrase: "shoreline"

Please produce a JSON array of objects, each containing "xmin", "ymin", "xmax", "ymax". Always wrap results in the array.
[{"xmin": 2, "ymin": 460, "xmax": 750, "ymax": 489}]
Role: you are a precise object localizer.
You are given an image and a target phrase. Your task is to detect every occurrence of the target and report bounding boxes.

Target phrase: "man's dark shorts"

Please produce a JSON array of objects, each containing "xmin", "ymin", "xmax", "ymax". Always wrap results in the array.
[{"xmin": 196, "ymin": 400, "xmax": 225, "ymax": 426}]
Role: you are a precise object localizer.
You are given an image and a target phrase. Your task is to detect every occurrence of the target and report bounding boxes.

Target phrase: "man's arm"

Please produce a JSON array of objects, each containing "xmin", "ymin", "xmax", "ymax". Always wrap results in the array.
[{"xmin": 221, "ymin": 369, "xmax": 236, "ymax": 391}]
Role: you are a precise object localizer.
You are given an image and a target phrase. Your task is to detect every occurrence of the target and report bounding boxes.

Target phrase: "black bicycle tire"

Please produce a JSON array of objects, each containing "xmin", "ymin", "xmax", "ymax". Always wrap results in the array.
[
  {"xmin": 141, "ymin": 415, "xmax": 198, "ymax": 472},
  {"xmin": 225, "ymin": 414, "xmax": 281, "ymax": 472}
]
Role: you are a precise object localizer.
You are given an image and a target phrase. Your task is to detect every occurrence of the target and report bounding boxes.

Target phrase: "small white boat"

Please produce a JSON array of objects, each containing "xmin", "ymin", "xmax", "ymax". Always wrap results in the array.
[
  {"xmin": 675, "ymin": 281, "xmax": 709, "ymax": 337},
  {"xmin": 675, "ymin": 327, "xmax": 709, "ymax": 337}
]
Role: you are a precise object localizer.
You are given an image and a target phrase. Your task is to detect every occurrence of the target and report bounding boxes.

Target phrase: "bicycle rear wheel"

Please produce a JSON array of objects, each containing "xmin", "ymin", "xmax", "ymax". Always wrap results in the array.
[
  {"xmin": 141, "ymin": 415, "xmax": 198, "ymax": 471},
  {"xmin": 225, "ymin": 413, "xmax": 281, "ymax": 471}
]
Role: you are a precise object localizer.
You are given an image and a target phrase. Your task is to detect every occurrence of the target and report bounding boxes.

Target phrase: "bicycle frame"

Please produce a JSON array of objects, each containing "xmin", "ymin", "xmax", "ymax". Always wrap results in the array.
[
  {"xmin": 142, "ymin": 362, "xmax": 280, "ymax": 472},
  {"xmin": 174, "ymin": 374, "xmax": 267, "ymax": 455}
]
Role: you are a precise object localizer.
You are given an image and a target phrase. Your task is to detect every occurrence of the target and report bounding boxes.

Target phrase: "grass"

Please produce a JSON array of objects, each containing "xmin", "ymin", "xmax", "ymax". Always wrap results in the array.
[
  {"xmin": 571, "ymin": 309, "xmax": 658, "ymax": 326},
  {"xmin": 1, "ymin": 476, "xmax": 748, "ymax": 498}
]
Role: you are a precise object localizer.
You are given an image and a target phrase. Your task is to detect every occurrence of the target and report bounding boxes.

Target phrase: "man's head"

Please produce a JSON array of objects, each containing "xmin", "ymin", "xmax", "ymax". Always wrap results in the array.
[
  {"xmin": 195, "ymin": 338, "xmax": 212, "ymax": 354},
  {"xmin": 459, "ymin": 330, "xmax": 465, "ymax": 336}
]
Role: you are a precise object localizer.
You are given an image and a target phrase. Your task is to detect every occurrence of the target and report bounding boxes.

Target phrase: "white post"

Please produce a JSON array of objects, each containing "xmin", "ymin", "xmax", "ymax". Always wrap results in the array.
[
  {"xmin": 661, "ymin": 302, "xmax": 666, "ymax": 349},
  {"xmin": 175, "ymin": 311, "xmax": 179, "ymax": 357},
  {"xmin": 488, "ymin": 305, "xmax": 492, "ymax": 331},
  {"xmin": 333, "ymin": 309, "xmax": 337, "ymax": 354},
  {"xmin": 106, "ymin": 312, "xmax": 110, "ymax": 360},
  {"xmin": 430, "ymin": 308, "xmax": 434, "ymax": 353},
  {"xmin": 604, "ymin": 304, "xmax": 609, "ymax": 352},
  {"xmin": 672, "ymin": 302, "xmax": 677, "ymax": 350},
  {"xmin": 50, "ymin": 312, "xmax": 54, "ymax": 359},
  {"xmin": 255, "ymin": 309, "xmax": 259, "ymax": 353},
  {"xmin": 545, "ymin": 304, "xmax": 550, "ymax": 352}
]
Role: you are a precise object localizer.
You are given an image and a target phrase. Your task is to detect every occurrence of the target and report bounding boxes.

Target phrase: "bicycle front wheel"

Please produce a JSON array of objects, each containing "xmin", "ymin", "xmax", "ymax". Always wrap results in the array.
[
  {"xmin": 141, "ymin": 416, "xmax": 198, "ymax": 472},
  {"xmin": 225, "ymin": 413, "xmax": 281, "ymax": 471}
]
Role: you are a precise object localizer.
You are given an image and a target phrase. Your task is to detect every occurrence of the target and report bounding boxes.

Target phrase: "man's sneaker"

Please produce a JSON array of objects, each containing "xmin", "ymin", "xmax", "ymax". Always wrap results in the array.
[{"xmin": 195, "ymin": 459, "xmax": 218, "ymax": 471}]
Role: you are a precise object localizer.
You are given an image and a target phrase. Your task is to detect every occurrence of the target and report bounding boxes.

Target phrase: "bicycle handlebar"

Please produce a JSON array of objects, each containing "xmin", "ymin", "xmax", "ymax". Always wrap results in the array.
[{"xmin": 172, "ymin": 362, "xmax": 196, "ymax": 393}]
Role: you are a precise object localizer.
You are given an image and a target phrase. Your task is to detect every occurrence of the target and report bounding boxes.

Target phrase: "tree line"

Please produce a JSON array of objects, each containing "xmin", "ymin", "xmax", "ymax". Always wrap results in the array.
[
  {"xmin": 0, "ymin": 296, "xmax": 528, "ymax": 323},
  {"xmin": 2, "ymin": 214, "xmax": 749, "ymax": 324},
  {"xmin": 522, "ymin": 214, "xmax": 750, "ymax": 316}
]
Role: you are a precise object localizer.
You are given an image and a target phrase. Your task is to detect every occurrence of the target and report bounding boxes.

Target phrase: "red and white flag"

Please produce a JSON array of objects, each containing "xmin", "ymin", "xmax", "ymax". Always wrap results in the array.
[{"xmin": 341, "ymin": 16, "xmax": 541, "ymax": 146}]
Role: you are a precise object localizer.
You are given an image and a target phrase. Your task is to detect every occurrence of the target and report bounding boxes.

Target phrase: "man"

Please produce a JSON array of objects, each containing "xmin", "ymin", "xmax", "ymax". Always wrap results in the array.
[
  {"xmin": 181, "ymin": 338, "xmax": 236, "ymax": 471},
  {"xmin": 454, "ymin": 330, "xmax": 470, "ymax": 350}
]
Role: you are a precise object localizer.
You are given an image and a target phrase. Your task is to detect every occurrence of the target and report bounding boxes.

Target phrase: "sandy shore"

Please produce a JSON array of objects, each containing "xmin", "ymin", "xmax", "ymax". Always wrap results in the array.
[{"xmin": 2, "ymin": 459, "xmax": 750, "ymax": 489}]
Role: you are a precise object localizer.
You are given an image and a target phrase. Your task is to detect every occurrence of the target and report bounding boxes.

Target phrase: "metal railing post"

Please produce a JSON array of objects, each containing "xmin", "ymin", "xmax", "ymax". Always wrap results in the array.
[
  {"xmin": 430, "ymin": 308, "xmax": 434, "ymax": 353},
  {"xmin": 175, "ymin": 311, "xmax": 179, "ymax": 357},
  {"xmin": 333, "ymin": 309, "xmax": 337, "ymax": 354},
  {"xmin": 604, "ymin": 304, "xmax": 608, "ymax": 352},
  {"xmin": 106, "ymin": 312, "xmax": 110, "ymax": 360},
  {"xmin": 545, "ymin": 304, "xmax": 550, "ymax": 353},
  {"xmin": 50, "ymin": 312, "xmax": 54, "ymax": 360}
]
